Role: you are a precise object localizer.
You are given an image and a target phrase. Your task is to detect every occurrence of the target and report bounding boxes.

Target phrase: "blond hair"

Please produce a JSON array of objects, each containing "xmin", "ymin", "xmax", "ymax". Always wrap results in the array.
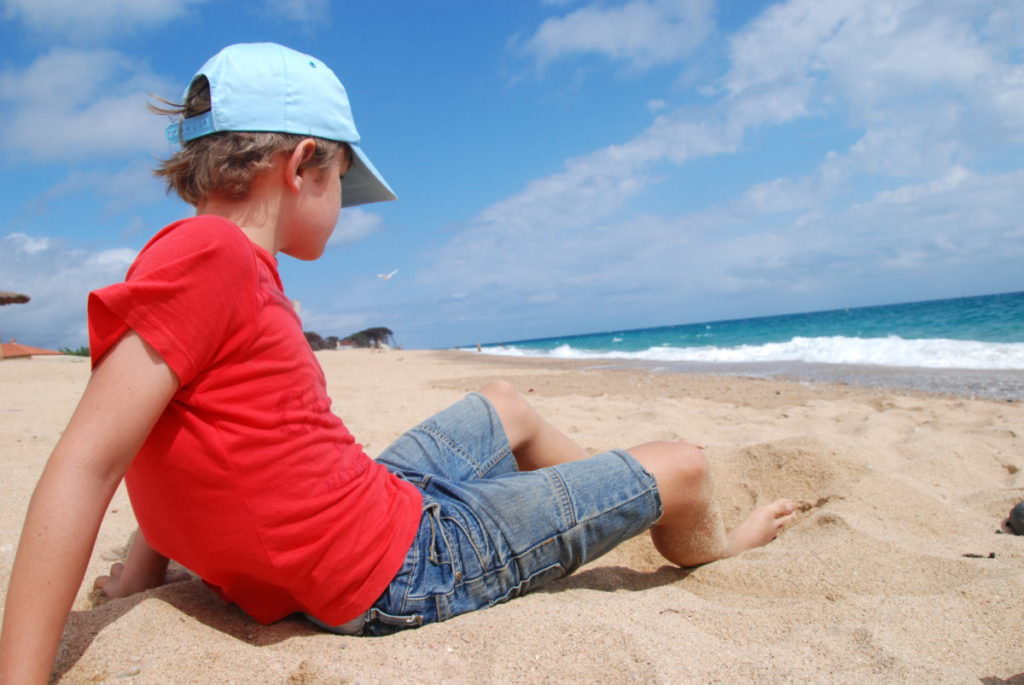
[{"xmin": 152, "ymin": 76, "xmax": 350, "ymax": 206}]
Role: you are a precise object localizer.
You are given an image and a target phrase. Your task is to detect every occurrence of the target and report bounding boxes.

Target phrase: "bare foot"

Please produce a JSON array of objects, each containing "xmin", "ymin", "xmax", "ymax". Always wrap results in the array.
[{"xmin": 724, "ymin": 499, "xmax": 796, "ymax": 557}]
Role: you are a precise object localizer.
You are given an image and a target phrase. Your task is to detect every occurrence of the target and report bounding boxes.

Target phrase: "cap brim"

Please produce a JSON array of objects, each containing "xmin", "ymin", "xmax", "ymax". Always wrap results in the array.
[{"xmin": 342, "ymin": 145, "xmax": 397, "ymax": 208}]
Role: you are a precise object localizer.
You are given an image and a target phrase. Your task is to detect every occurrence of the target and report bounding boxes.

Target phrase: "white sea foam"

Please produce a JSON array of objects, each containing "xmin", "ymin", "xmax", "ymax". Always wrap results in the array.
[{"xmin": 469, "ymin": 336, "xmax": 1024, "ymax": 370}]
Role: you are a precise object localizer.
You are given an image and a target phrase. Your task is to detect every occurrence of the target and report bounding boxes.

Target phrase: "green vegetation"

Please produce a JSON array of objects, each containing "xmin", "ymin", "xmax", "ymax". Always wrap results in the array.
[
  {"xmin": 342, "ymin": 327, "xmax": 395, "ymax": 348},
  {"xmin": 58, "ymin": 345, "xmax": 90, "ymax": 357},
  {"xmin": 304, "ymin": 331, "xmax": 328, "ymax": 350},
  {"xmin": 304, "ymin": 327, "xmax": 397, "ymax": 350}
]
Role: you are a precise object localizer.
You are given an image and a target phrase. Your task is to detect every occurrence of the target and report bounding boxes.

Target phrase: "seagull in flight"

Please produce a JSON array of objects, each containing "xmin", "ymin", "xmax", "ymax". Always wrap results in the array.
[{"xmin": 377, "ymin": 269, "xmax": 399, "ymax": 280}]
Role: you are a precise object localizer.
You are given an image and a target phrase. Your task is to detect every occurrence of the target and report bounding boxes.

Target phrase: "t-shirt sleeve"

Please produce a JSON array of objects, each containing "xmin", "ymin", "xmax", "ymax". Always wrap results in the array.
[{"xmin": 88, "ymin": 219, "xmax": 257, "ymax": 387}]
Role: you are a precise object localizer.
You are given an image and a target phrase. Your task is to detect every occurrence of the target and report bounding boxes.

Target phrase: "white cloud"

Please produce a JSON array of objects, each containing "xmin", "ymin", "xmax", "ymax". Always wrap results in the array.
[
  {"xmin": 982, "ymin": 4, "xmax": 1024, "ymax": 52},
  {"xmin": 418, "ymin": 133, "xmax": 1020, "ymax": 342},
  {"xmin": 487, "ymin": 0, "xmax": 1024, "ymax": 286},
  {"xmin": 6, "ymin": 233, "xmax": 51, "ymax": 254},
  {"xmin": 843, "ymin": 117, "xmax": 965, "ymax": 179},
  {"xmin": 0, "ymin": 49, "xmax": 175, "ymax": 162},
  {"xmin": 991, "ymin": 64, "xmax": 1024, "ymax": 138},
  {"xmin": 415, "ymin": 97, "xmax": 759, "ymax": 299},
  {"xmin": 722, "ymin": 0, "xmax": 1021, "ymax": 138},
  {"xmin": 264, "ymin": 0, "xmax": 328, "ymax": 23},
  {"xmin": 41, "ymin": 161, "xmax": 168, "ymax": 212},
  {"xmin": 417, "ymin": 84, "xmax": 781, "ymax": 297},
  {"xmin": 700, "ymin": 0, "xmax": 1024, "ymax": 247},
  {"xmin": 328, "ymin": 208, "xmax": 384, "ymax": 246},
  {"xmin": 737, "ymin": 115, "xmax": 971, "ymax": 218},
  {"xmin": 820, "ymin": 11, "xmax": 992, "ymax": 99},
  {"xmin": 723, "ymin": 3, "xmax": 1023, "ymax": 219},
  {"xmin": 0, "ymin": 234, "xmax": 137, "ymax": 348},
  {"xmin": 295, "ymin": 307, "xmax": 367, "ymax": 337},
  {"xmin": 521, "ymin": 0, "xmax": 715, "ymax": 70},
  {"xmin": 873, "ymin": 165, "xmax": 972, "ymax": 205},
  {"xmin": 1, "ymin": 0, "xmax": 205, "ymax": 40},
  {"xmin": 838, "ymin": 169, "xmax": 1024, "ymax": 272},
  {"xmin": 722, "ymin": 0, "xmax": 855, "ymax": 99},
  {"xmin": 692, "ymin": 162, "xmax": 1022, "ymax": 300},
  {"xmin": 739, "ymin": 177, "xmax": 820, "ymax": 214}
]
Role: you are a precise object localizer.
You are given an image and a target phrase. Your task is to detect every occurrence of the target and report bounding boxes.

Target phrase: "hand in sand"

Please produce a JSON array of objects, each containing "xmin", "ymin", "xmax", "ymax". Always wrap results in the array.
[
  {"xmin": 725, "ymin": 499, "xmax": 796, "ymax": 557},
  {"xmin": 93, "ymin": 562, "xmax": 190, "ymax": 600}
]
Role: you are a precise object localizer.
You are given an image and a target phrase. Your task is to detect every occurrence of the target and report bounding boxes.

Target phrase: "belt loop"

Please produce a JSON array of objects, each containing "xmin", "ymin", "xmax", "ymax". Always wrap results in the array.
[{"xmin": 425, "ymin": 503, "xmax": 442, "ymax": 565}]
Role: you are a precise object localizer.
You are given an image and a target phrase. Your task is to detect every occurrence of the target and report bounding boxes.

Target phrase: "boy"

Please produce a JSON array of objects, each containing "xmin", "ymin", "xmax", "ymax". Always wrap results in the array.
[{"xmin": 0, "ymin": 43, "xmax": 793, "ymax": 682}]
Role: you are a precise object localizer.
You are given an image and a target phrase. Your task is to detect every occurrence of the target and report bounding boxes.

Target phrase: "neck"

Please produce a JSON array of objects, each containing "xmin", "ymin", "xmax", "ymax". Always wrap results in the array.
[{"xmin": 197, "ymin": 187, "xmax": 283, "ymax": 255}]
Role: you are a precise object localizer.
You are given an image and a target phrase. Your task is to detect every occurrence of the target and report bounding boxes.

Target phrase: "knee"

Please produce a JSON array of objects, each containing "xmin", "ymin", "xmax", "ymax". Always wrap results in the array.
[
  {"xmin": 480, "ymin": 380, "xmax": 524, "ymax": 416},
  {"xmin": 480, "ymin": 380, "xmax": 518, "ymax": 401},
  {"xmin": 480, "ymin": 381, "xmax": 536, "ymax": 441},
  {"xmin": 661, "ymin": 441, "xmax": 710, "ymax": 492},
  {"xmin": 631, "ymin": 440, "xmax": 711, "ymax": 512}
]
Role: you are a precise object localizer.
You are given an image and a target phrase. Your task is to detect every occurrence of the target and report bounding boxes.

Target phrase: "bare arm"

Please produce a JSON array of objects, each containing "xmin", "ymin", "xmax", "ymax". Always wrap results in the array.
[
  {"xmin": 0, "ymin": 332, "xmax": 178, "ymax": 684},
  {"xmin": 93, "ymin": 527, "xmax": 190, "ymax": 600}
]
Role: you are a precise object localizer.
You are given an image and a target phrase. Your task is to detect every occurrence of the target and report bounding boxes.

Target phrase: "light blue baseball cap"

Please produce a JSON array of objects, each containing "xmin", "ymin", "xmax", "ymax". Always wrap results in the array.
[{"xmin": 165, "ymin": 42, "xmax": 396, "ymax": 208}]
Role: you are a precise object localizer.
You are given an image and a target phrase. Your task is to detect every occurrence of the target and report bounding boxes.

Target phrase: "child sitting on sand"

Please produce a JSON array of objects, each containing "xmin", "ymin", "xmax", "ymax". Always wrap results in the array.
[{"xmin": 0, "ymin": 43, "xmax": 794, "ymax": 682}]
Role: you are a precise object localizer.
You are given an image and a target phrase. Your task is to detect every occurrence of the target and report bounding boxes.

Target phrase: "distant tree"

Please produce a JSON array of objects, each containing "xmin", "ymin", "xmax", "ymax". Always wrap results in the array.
[
  {"xmin": 58, "ymin": 345, "xmax": 90, "ymax": 357},
  {"xmin": 342, "ymin": 327, "xmax": 395, "ymax": 349},
  {"xmin": 305, "ymin": 328, "xmax": 396, "ymax": 351},
  {"xmin": 304, "ymin": 331, "xmax": 328, "ymax": 351}
]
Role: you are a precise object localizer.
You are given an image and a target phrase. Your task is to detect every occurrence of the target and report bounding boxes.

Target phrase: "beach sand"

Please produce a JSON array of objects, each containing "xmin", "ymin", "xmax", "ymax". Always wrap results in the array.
[{"xmin": 1, "ymin": 350, "xmax": 1022, "ymax": 683}]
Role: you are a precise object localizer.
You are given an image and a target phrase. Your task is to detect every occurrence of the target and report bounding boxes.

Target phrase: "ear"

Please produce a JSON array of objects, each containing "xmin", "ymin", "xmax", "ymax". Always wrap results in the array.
[{"xmin": 283, "ymin": 139, "xmax": 318, "ymax": 194}]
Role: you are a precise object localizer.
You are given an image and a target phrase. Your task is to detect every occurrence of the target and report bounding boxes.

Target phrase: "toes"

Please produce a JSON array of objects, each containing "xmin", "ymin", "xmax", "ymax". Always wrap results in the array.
[
  {"xmin": 770, "ymin": 499, "xmax": 797, "ymax": 517},
  {"xmin": 766, "ymin": 500, "xmax": 797, "ymax": 530}
]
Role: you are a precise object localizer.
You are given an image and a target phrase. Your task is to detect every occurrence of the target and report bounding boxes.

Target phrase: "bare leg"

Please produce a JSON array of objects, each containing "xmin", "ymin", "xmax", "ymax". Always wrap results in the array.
[
  {"xmin": 480, "ymin": 381, "xmax": 589, "ymax": 470},
  {"xmin": 630, "ymin": 440, "xmax": 795, "ymax": 566},
  {"xmin": 480, "ymin": 382, "xmax": 795, "ymax": 566}
]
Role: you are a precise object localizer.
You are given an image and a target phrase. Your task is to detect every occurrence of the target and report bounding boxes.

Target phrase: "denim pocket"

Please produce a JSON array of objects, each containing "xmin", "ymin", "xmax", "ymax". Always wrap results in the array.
[
  {"xmin": 438, "ymin": 506, "xmax": 493, "ymax": 581},
  {"xmin": 405, "ymin": 503, "xmax": 458, "ymax": 601}
]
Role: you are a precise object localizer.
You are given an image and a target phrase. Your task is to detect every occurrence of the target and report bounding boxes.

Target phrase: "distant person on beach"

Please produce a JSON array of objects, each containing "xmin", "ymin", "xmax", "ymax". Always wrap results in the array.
[{"xmin": 0, "ymin": 43, "xmax": 794, "ymax": 682}]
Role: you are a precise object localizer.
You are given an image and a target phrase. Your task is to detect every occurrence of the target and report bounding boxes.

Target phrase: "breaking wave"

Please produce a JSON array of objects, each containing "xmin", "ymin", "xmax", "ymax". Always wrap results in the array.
[{"xmin": 470, "ymin": 336, "xmax": 1024, "ymax": 370}]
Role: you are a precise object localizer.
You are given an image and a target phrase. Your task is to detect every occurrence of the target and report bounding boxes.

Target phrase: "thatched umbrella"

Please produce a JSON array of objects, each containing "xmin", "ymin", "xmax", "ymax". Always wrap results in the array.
[
  {"xmin": 0, "ymin": 291, "xmax": 30, "ymax": 359},
  {"xmin": 0, "ymin": 291, "xmax": 30, "ymax": 306}
]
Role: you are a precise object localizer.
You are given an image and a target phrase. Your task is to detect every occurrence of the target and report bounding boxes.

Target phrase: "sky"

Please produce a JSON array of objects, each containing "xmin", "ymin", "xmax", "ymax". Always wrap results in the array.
[{"xmin": 1, "ymin": 0, "xmax": 1022, "ymax": 351}]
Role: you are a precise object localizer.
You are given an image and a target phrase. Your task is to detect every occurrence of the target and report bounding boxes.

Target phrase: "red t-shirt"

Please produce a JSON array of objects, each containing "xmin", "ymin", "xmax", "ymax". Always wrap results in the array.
[{"xmin": 88, "ymin": 215, "xmax": 422, "ymax": 625}]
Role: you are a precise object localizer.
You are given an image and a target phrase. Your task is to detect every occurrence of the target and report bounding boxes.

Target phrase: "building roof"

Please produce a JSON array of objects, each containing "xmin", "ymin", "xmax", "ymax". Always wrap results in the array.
[{"xmin": 0, "ymin": 343, "xmax": 62, "ymax": 359}]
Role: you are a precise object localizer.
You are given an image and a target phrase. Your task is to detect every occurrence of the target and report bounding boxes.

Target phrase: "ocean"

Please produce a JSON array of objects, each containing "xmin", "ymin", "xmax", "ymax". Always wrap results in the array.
[{"xmin": 467, "ymin": 291, "xmax": 1024, "ymax": 400}]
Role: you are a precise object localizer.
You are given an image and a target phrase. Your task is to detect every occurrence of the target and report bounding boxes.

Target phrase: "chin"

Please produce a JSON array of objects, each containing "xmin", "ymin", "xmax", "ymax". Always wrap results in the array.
[{"xmin": 282, "ymin": 244, "xmax": 326, "ymax": 261}]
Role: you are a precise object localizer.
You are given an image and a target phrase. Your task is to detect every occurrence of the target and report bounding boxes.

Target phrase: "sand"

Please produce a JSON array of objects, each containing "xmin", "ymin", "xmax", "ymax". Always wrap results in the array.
[{"xmin": 1, "ymin": 350, "xmax": 1022, "ymax": 683}]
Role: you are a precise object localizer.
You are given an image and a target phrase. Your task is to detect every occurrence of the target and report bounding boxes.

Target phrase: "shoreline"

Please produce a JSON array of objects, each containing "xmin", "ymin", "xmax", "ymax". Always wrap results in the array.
[{"xmin": 451, "ymin": 350, "xmax": 1024, "ymax": 402}]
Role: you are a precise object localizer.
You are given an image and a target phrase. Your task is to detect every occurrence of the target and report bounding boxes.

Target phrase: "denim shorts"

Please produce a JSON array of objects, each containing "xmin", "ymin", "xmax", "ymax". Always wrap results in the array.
[{"xmin": 308, "ymin": 392, "xmax": 662, "ymax": 636}]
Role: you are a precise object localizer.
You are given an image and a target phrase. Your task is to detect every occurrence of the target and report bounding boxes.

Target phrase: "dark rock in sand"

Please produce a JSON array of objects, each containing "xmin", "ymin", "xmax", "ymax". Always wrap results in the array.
[{"xmin": 1009, "ymin": 500, "xmax": 1024, "ymax": 535}]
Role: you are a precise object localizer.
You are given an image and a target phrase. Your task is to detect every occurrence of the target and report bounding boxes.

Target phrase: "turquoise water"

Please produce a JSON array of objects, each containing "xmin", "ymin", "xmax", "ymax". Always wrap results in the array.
[{"xmin": 467, "ymin": 292, "xmax": 1024, "ymax": 399}]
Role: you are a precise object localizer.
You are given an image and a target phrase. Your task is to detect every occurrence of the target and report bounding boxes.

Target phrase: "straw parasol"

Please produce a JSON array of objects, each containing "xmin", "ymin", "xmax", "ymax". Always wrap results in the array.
[
  {"xmin": 0, "ymin": 290, "xmax": 30, "ymax": 306},
  {"xmin": 0, "ymin": 291, "xmax": 31, "ymax": 359}
]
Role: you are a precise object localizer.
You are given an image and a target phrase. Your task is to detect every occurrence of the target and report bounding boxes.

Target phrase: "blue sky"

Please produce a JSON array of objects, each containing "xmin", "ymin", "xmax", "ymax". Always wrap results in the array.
[{"xmin": 1, "ymin": 0, "xmax": 1022, "ymax": 350}]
